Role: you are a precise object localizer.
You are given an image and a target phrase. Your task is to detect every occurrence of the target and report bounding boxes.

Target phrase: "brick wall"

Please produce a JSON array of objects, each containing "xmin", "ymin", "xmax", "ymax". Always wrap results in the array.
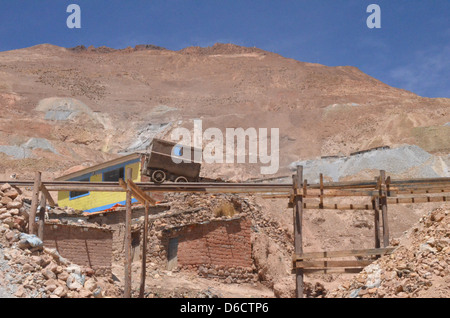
[
  {"xmin": 175, "ymin": 218, "xmax": 252, "ymax": 268},
  {"xmin": 150, "ymin": 217, "xmax": 256, "ymax": 283},
  {"xmin": 86, "ymin": 205, "xmax": 168, "ymax": 261},
  {"xmin": 43, "ymin": 224, "xmax": 113, "ymax": 276}
]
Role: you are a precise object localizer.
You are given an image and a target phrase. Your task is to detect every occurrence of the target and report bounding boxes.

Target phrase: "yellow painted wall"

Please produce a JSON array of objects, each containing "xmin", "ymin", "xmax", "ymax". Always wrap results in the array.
[{"xmin": 58, "ymin": 161, "xmax": 141, "ymax": 212}]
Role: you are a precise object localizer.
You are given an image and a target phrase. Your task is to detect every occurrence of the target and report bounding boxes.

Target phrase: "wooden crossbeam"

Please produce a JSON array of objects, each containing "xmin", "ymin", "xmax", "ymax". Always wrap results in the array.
[
  {"xmin": 40, "ymin": 185, "xmax": 56, "ymax": 207},
  {"xmin": 303, "ymin": 268, "xmax": 364, "ymax": 274},
  {"xmin": 295, "ymin": 260, "xmax": 374, "ymax": 269},
  {"xmin": 388, "ymin": 196, "xmax": 450, "ymax": 204},
  {"xmin": 127, "ymin": 180, "xmax": 157, "ymax": 206},
  {"xmin": 395, "ymin": 188, "xmax": 450, "ymax": 195},
  {"xmin": 118, "ymin": 179, "xmax": 156, "ymax": 206},
  {"xmin": 303, "ymin": 203, "xmax": 374, "ymax": 210},
  {"xmin": 293, "ymin": 248, "xmax": 395, "ymax": 261},
  {"xmin": 265, "ymin": 190, "xmax": 397, "ymax": 200}
]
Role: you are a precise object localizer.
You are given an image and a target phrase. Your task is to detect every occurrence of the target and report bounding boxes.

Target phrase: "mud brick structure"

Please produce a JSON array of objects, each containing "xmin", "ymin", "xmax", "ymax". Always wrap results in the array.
[
  {"xmin": 85, "ymin": 205, "xmax": 169, "ymax": 261},
  {"xmin": 148, "ymin": 216, "xmax": 256, "ymax": 283},
  {"xmin": 43, "ymin": 223, "xmax": 113, "ymax": 275}
]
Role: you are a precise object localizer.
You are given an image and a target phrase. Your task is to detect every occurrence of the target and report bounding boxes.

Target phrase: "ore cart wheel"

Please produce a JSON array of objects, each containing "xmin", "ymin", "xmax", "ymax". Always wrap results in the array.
[
  {"xmin": 152, "ymin": 170, "xmax": 167, "ymax": 184},
  {"xmin": 175, "ymin": 176, "xmax": 189, "ymax": 183}
]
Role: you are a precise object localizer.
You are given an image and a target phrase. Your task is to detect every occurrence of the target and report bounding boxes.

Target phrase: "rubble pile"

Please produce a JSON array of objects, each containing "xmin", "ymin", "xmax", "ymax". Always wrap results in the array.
[
  {"xmin": 327, "ymin": 207, "xmax": 449, "ymax": 298},
  {"xmin": 0, "ymin": 183, "xmax": 27, "ymax": 233},
  {"xmin": 0, "ymin": 245, "xmax": 119, "ymax": 298},
  {"xmin": 0, "ymin": 183, "xmax": 120, "ymax": 298},
  {"xmin": 164, "ymin": 193, "xmax": 251, "ymax": 220}
]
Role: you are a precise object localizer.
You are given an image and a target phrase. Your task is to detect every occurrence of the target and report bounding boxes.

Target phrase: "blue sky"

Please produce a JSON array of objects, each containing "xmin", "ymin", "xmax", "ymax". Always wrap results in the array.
[{"xmin": 0, "ymin": 0, "xmax": 448, "ymax": 98}]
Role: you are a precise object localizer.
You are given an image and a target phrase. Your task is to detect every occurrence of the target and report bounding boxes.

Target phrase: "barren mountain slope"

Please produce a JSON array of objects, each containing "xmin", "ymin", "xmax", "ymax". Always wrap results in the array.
[{"xmin": 0, "ymin": 43, "xmax": 449, "ymax": 180}]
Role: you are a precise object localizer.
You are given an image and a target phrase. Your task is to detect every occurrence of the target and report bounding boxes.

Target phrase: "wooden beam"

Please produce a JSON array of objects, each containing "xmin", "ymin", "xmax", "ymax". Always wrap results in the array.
[
  {"xmin": 119, "ymin": 179, "xmax": 157, "ymax": 206},
  {"xmin": 127, "ymin": 180, "xmax": 157, "ymax": 206},
  {"xmin": 293, "ymin": 248, "xmax": 395, "ymax": 260},
  {"xmin": 139, "ymin": 202, "xmax": 150, "ymax": 298},
  {"xmin": 373, "ymin": 199, "xmax": 381, "ymax": 250},
  {"xmin": 293, "ymin": 166, "xmax": 304, "ymax": 298},
  {"xmin": 303, "ymin": 203, "xmax": 373, "ymax": 210},
  {"xmin": 303, "ymin": 268, "xmax": 364, "ymax": 274},
  {"xmin": 40, "ymin": 185, "xmax": 56, "ymax": 207},
  {"xmin": 295, "ymin": 260, "xmax": 374, "ymax": 269},
  {"xmin": 45, "ymin": 185, "xmax": 124, "ymax": 192},
  {"xmin": 37, "ymin": 193, "xmax": 46, "ymax": 241},
  {"xmin": 264, "ymin": 189, "xmax": 387, "ymax": 200},
  {"xmin": 388, "ymin": 196, "xmax": 450, "ymax": 204},
  {"xmin": 395, "ymin": 188, "xmax": 450, "ymax": 195},
  {"xmin": 380, "ymin": 171, "xmax": 390, "ymax": 247},
  {"xmin": 124, "ymin": 168, "xmax": 133, "ymax": 298},
  {"xmin": 119, "ymin": 179, "xmax": 145, "ymax": 205},
  {"xmin": 29, "ymin": 172, "xmax": 42, "ymax": 235},
  {"xmin": 319, "ymin": 174, "xmax": 324, "ymax": 209}
]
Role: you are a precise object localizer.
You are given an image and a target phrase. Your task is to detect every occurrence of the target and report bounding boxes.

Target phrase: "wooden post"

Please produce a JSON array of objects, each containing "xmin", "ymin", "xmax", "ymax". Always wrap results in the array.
[
  {"xmin": 319, "ymin": 174, "xmax": 324, "ymax": 209},
  {"xmin": 40, "ymin": 185, "xmax": 56, "ymax": 207},
  {"xmin": 124, "ymin": 168, "xmax": 133, "ymax": 298},
  {"xmin": 29, "ymin": 171, "xmax": 42, "ymax": 235},
  {"xmin": 139, "ymin": 201, "xmax": 149, "ymax": 298},
  {"xmin": 380, "ymin": 170, "xmax": 390, "ymax": 247},
  {"xmin": 293, "ymin": 166, "xmax": 304, "ymax": 298},
  {"xmin": 37, "ymin": 193, "xmax": 46, "ymax": 241},
  {"xmin": 372, "ymin": 198, "xmax": 381, "ymax": 249}
]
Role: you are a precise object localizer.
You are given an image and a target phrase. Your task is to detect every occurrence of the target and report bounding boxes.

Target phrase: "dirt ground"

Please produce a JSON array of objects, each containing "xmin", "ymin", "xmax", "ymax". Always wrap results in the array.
[{"xmin": 111, "ymin": 263, "xmax": 274, "ymax": 298}]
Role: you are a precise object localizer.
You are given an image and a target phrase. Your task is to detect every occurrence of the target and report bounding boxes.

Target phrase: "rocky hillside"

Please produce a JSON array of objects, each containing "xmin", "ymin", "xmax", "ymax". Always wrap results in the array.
[{"xmin": 0, "ymin": 43, "xmax": 449, "ymax": 181}]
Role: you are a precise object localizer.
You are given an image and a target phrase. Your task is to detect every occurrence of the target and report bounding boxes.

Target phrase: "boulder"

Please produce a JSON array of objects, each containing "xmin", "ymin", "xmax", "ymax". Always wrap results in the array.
[
  {"xmin": 31, "ymin": 256, "xmax": 44, "ymax": 267},
  {"xmin": 9, "ymin": 208, "xmax": 20, "ymax": 215},
  {"xmin": 0, "ymin": 196, "xmax": 12, "ymax": 205},
  {"xmin": 67, "ymin": 274, "xmax": 84, "ymax": 291},
  {"xmin": 53, "ymin": 286, "xmax": 68, "ymax": 298},
  {"xmin": 22, "ymin": 264, "xmax": 35, "ymax": 273},
  {"xmin": 45, "ymin": 284, "xmax": 58, "ymax": 293},
  {"xmin": 84, "ymin": 278, "xmax": 98, "ymax": 292},
  {"xmin": 46, "ymin": 262, "xmax": 58, "ymax": 274},
  {"xmin": 4, "ymin": 189, "xmax": 19, "ymax": 199},
  {"xmin": 15, "ymin": 286, "xmax": 27, "ymax": 298},
  {"xmin": 18, "ymin": 233, "xmax": 43, "ymax": 250},
  {"xmin": 0, "ymin": 212, "xmax": 12, "ymax": 220},
  {"xmin": 58, "ymin": 271, "xmax": 70, "ymax": 281},
  {"xmin": 5, "ymin": 230, "xmax": 17, "ymax": 241},
  {"xmin": 7, "ymin": 201, "xmax": 22, "ymax": 209},
  {"xmin": 79, "ymin": 288, "xmax": 93, "ymax": 298},
  {"xmin": 41, "ymin": 268, "xmax": 57, "ymax": 280},
  {"xmin": 0, "ymin": 183, "xmax": 11, "ymax": 192}
]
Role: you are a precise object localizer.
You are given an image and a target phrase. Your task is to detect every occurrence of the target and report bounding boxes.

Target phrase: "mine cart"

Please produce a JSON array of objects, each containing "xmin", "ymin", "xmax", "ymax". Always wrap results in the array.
[{"xmin": 141, "ymin": 138, "xmax": 202, "ymax": 183}]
